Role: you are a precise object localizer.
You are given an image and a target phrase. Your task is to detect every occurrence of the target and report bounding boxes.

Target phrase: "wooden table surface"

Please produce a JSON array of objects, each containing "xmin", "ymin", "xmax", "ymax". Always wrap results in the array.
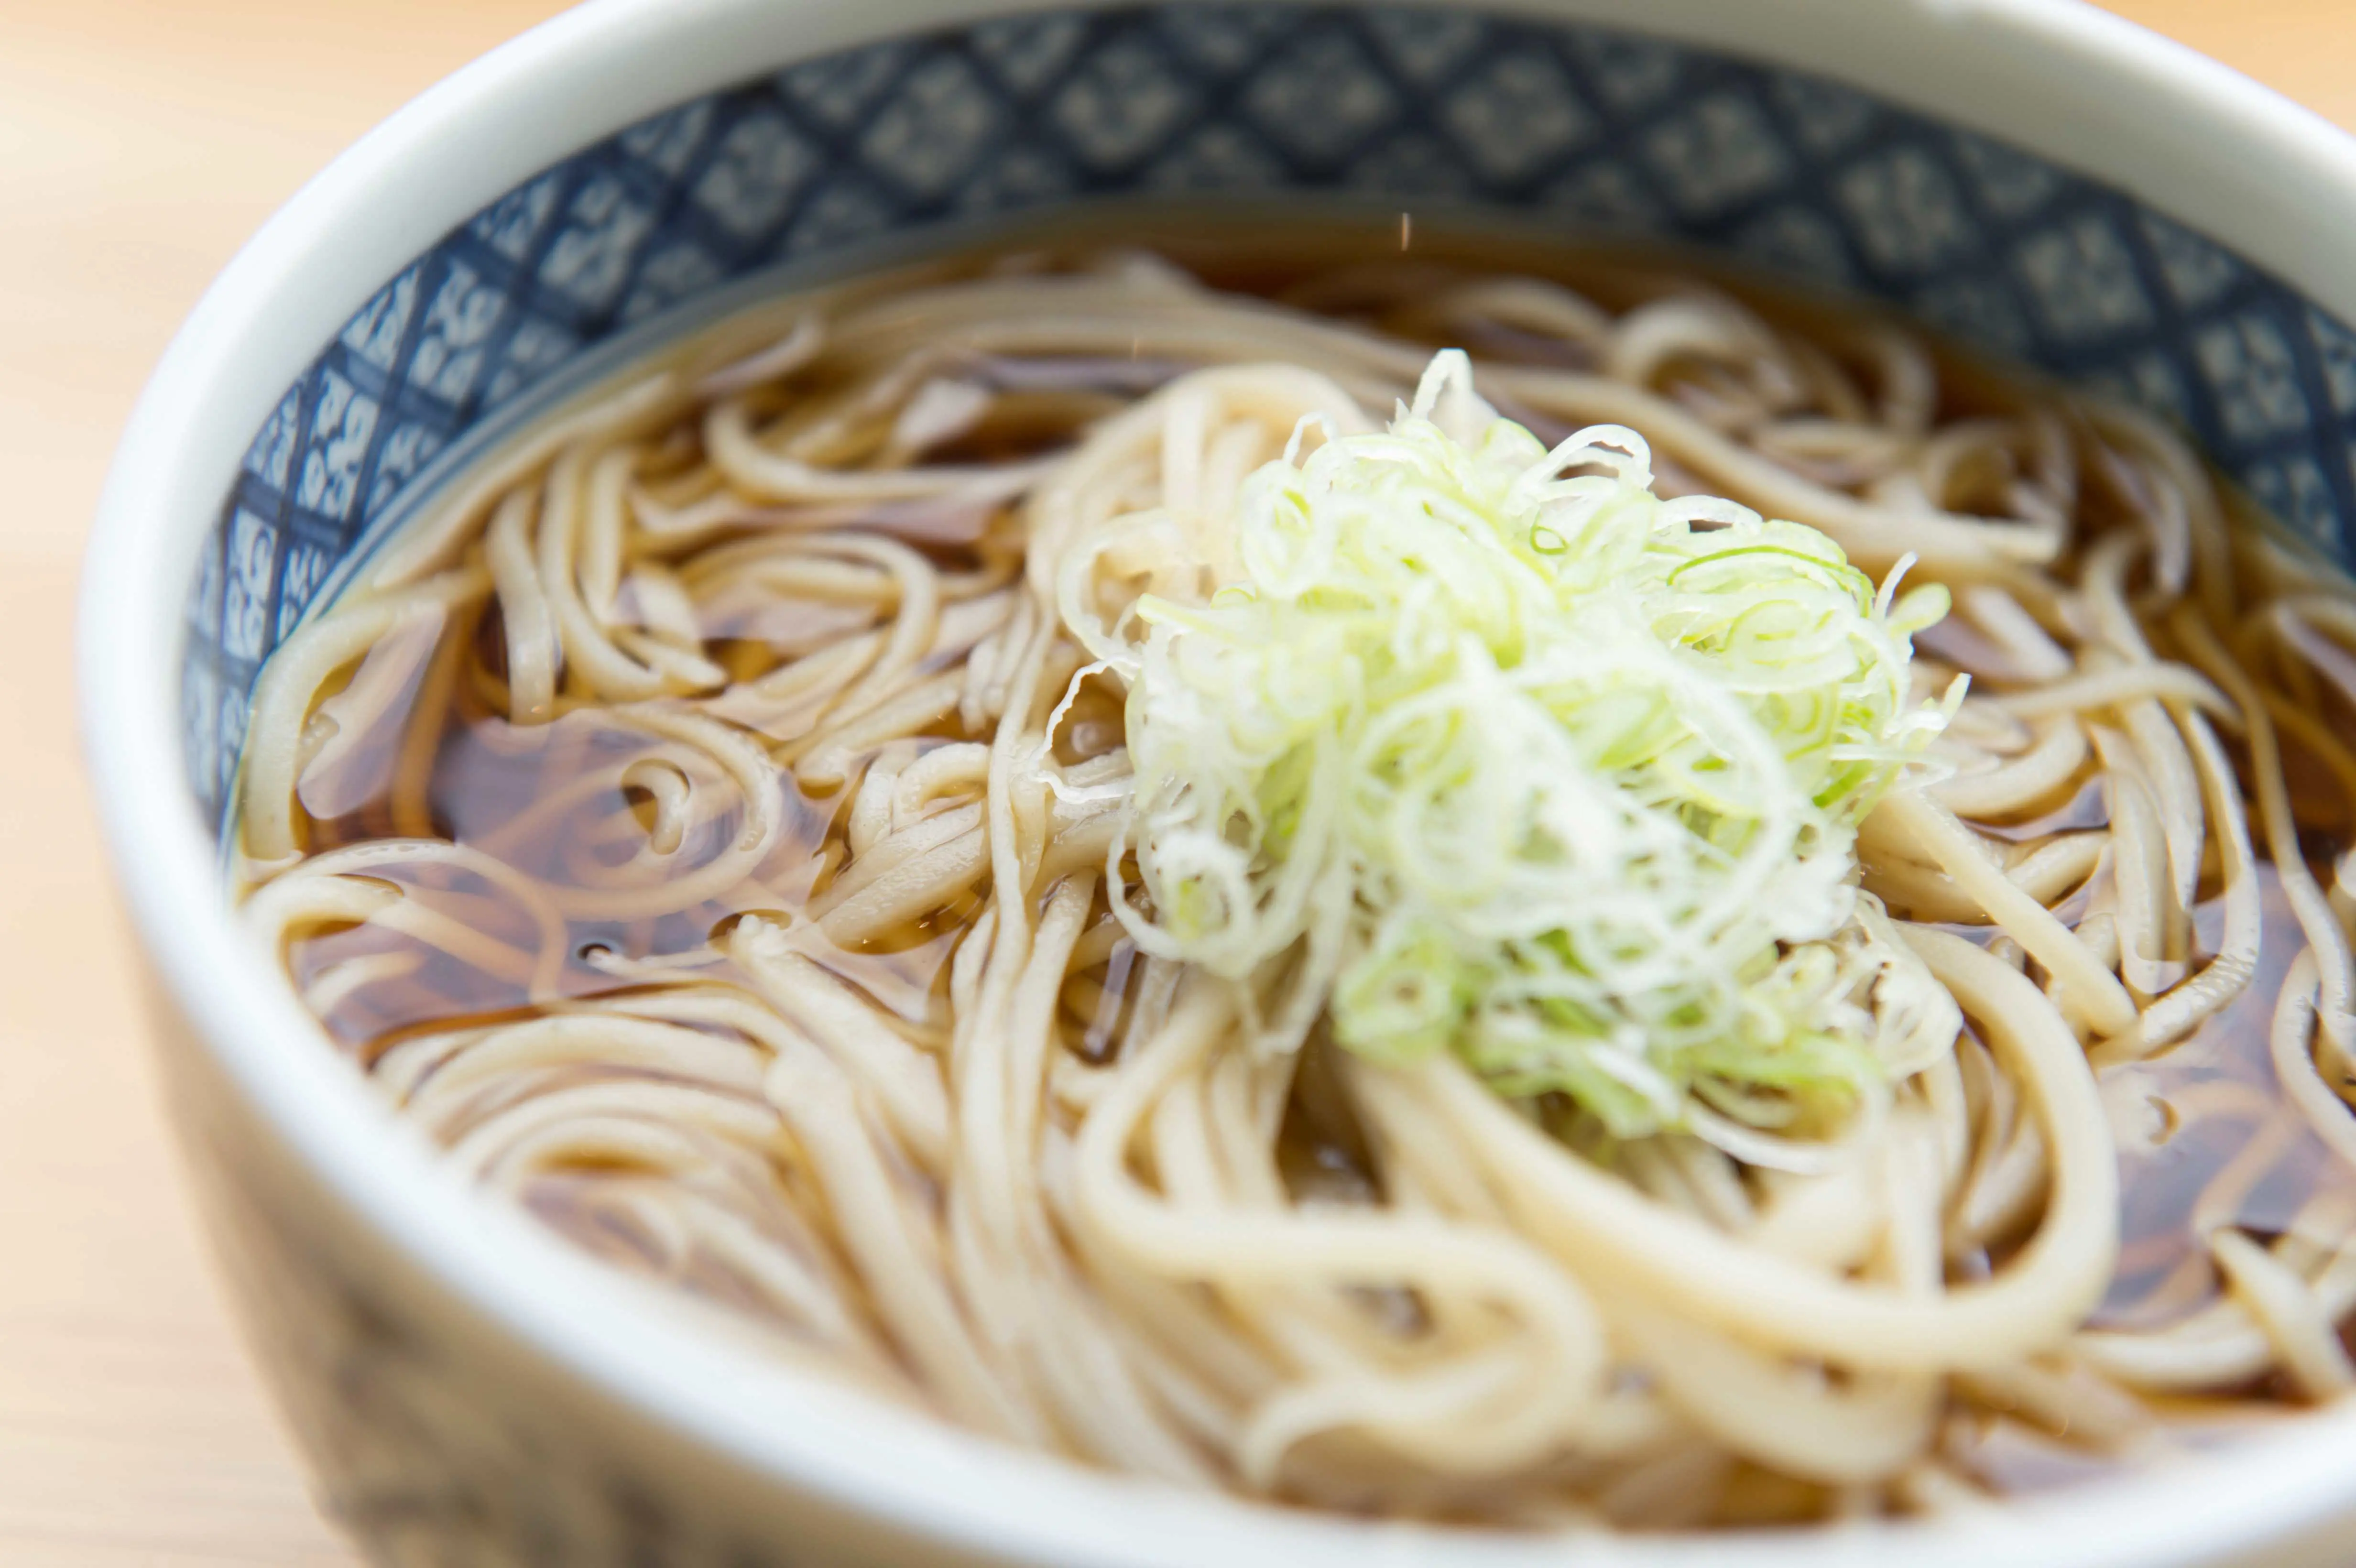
[{"xmin": 3, "ymin": 2, "xmax": 2351, "ymax": 1562}]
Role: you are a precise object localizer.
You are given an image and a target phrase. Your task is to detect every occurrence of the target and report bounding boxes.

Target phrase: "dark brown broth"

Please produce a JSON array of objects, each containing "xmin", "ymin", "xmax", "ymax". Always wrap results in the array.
[
  {"xmin": 295, "ymin": 618, "xmax": 978, "ymax": 1054},
  {"xmin": 2093, "ymin": 867, "xmax": 2356, "ymax": 1331}
]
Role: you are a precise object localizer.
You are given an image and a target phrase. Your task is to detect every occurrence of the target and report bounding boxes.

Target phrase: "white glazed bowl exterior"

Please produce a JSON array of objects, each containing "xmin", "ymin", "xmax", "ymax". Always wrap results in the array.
[{"xmin": 80, "ymin": 2, "xmax": 2356, "ymax": 1564}]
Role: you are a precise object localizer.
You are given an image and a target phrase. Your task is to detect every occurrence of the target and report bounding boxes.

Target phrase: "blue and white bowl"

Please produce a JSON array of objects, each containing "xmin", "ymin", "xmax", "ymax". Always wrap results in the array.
[{"xmin": 80, "ymin": 2, "xmax": 2356, "ymax": 1564}]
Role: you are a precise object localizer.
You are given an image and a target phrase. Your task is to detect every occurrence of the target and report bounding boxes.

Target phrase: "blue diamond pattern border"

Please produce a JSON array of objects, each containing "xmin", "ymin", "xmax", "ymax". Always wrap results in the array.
[{"xmin": 179, "ymin": 2, "xmax": 2356, "ymax": 829}]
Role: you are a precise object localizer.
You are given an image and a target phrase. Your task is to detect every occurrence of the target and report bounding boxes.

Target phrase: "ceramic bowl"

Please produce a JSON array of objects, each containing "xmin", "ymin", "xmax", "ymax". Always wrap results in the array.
[{"xmin": 80, "ymin": 2, "xmax": 2356, "ymax": 1563}]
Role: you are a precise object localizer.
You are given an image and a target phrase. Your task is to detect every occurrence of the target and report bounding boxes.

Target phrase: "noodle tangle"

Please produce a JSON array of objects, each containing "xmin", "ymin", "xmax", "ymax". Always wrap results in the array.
[{"xmin": 237, "ymin": 239, "xmax": 2356, "ymax": 1526}]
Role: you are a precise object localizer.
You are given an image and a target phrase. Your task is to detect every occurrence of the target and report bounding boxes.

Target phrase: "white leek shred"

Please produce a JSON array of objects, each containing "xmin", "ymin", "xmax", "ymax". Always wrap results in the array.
[{"xmin": 1063, "ymin": 352, "xmax": 1963, "ymax": 1141}]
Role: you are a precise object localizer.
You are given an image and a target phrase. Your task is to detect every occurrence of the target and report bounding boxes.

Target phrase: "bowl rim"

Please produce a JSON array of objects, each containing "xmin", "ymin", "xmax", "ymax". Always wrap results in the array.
[{"xmin": 76, "ymin": 1, "xmax": 2356, "ymax": 1564}]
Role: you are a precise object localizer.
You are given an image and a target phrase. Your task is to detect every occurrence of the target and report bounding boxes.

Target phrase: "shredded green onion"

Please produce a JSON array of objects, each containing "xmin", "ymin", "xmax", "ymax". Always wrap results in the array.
[{"xmin": 1074, "ymin": 353, "xmax": 1961, "ymax": 1141}]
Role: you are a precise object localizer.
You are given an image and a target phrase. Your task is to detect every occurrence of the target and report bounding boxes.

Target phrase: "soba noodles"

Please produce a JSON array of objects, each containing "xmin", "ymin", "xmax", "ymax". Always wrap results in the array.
[{"xmin": 237, "ymin": 232, "xmax": 2356, "ymax": 1526}]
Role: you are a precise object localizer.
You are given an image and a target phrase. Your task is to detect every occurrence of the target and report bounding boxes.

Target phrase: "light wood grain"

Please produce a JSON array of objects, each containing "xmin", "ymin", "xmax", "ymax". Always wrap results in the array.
[
  {"xmin": 2, "ymin": 9, "xmax": 566, "ymax": 1564},
  {"xmin": 1, "ymin": 3, "xmax": 2345, "ymax": 1563}
]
